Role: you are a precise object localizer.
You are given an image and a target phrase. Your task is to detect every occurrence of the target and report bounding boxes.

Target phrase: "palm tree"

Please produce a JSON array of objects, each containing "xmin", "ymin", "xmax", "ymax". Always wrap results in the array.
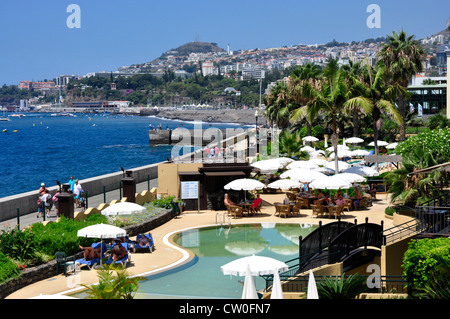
[
  {"xmin": 291, "ymin": 59, "xmax": 349, "ymax": 173},
  {"xmin": 341, "ymin": 60, "xmax": 365, "ymax": 137},
  {"xmin": 287, "ymin": 63, "xmax": 322, "ymax": 136},
  {"xmin": 278, "ymin": 130, "xmax": 309, "ymax": 159},
  {"xmin": 264, "ymin": 80, "xmax": 292, "ymax": 130},
  {"xmin": 378, "ymin": 29, "xmax": 425, "ymax": 141},
  {"xmin": 345, "ymin": 63, "xmax": 402, "ymax": 165}
]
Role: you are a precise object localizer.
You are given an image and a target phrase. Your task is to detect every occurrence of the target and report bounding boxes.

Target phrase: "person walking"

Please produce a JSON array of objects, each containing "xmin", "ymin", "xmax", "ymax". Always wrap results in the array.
[
  {"xmin": 68, "ymin": 176, "xmax": 75, "ymax": 193},
  {"xmin": 73, "ymin": 179, "xmax": 83, "ymax": 208},
  {"xmin": 41, "ymin": 189, "xmax": 53, "ymax": 218}
]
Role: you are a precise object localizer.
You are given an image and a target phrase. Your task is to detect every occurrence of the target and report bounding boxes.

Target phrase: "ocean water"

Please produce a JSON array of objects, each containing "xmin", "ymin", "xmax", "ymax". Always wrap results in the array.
[{"xmin": 0, "ymin": 113, "xmax": 245, "ymax": 198}]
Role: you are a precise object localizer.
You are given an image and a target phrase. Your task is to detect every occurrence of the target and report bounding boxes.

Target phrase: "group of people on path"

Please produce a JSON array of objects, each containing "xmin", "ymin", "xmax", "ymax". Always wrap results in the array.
[{"xmin": 37, "ymin": 176, "xmax": 84, "ymax": 218}]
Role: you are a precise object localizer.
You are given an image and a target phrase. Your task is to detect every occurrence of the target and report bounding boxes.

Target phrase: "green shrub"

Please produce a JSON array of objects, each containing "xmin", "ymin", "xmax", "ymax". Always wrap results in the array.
[
  {"xmin": 0, "ymin": 227, "xmax": 37, "ymax": 262},
  {"xmin": 402, "ymin": 238, "xmax": 450, "ymax": 298},
  {"xmin": 0, "ymin": 252, "xmax": 21, "ymax": 284},
  {"xmin": 152, "ymin": 195, "xmax": 176, "ymax": 209},
  {"xmin": 385, "ymin": 207, "xmax": 395, "ymax": 216},
  {"xmin": 316, "ymin": 273, "xmax": 367, "ymax": 299}
]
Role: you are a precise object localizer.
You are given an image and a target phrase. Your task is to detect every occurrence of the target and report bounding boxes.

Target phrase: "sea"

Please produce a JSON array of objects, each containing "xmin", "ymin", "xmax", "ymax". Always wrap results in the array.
[{"xmin": 0, "ymin": 112, "xmax": 248, "ymax": 198}]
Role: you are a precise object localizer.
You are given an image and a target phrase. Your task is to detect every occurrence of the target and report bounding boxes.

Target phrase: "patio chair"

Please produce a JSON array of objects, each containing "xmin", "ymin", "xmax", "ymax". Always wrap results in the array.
[
  {"xmin": 291, "ymin": 202, "xmax": 301, "ymax": 216},
  {"xmin": 278, "ymin": 204, "xmax": 291, "ymax": 218},
  {"xmin": 133, "ymin": 233, "xmax": 155, "ymax": 253},
  {"xmin": 55, "ymin": 252, "xmax": 73, "ymax": 276},
  {"xmin": 229, "ymin": 205, "xmax": 243, "ymax": 218},
  {"xmin": 295, "ymin": 197, "xmax": 309, "ymax": 209},
  {"xmin": 310, "ymin": 204, "xmax": 325, "ymax": 218},
  {"xmin": 75, "ymin": 242, "xmax": 107, "ymax": 270},
  {"xmin": 287, "ymin": 192, "xmax": 297, "ymax": 202},
  {"xmin": 328, "ymin": 206, "xmax": 343, "ymax": 219},
  {"xmin": 105, "ymin": 243, "xmax": 131, "ymax": 267},
  {"xmin": 343, "ymin": 199, "xmax": 353, "ymax": 212}
]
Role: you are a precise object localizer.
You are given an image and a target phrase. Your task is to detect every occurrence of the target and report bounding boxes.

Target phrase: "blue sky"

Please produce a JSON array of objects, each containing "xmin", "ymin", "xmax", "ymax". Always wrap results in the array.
[{"xmin": 0, "ymin": 0, "xmax": 448, "ymax": 85}]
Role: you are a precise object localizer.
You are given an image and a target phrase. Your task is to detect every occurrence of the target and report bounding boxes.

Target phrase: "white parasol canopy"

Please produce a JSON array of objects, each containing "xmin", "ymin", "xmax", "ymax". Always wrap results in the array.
[
  {"xmin": 300, "ymin": 145, "xmax": 315, "ymax": 153},
  {"xmin": 368, "ymin": 140, "xmax": 388, "ymax": 146},
  {"xmin": 267, "ymin": 179, "xmax": 301, "ymax": 190},
  {"xmin": 221, "ymin": 255, "xmax": 289, "ymax": 277},
  {"xmin": 270, "ymin": 269, "xmax": 284, "ymax": 299},
  {"xmin": 344, "ymin": 166, "xmax": 380, "ymax": 177},
  {"xmin": 280, "ymin": 168, "xmax": 325, "ymax": 183},
  {"xmin": 287, "ymin": 160, "xmax": 319, "ymax": 170},
  {"xmin": 386, "ymin": 142, "xmax": 398, "ymax": 149},
  {"xmin": 307, "ymin": 270, "xmax": 319, "ymax": 299},
  {"xmin": 308, "ymin": 158, "xmax": 328, "ymax": 166},
  {"xmin": 241, "ymin": 265, "xmax": 258, "ymax": 299},
  {"xmin": 303, "ymin": 136, "xmax": 319, "ymax": 142},
  {"xmin": 326, "ymin": 144, "xmax": 350, "ymax": 152},
  {"xmin": 224, "ymin": 178, "xmax": 266, "ymax": 191},
  {"xmin": 351, "ymin": 149, "xmax": 371, "ymax": 157},
  {"xmin": 309, "ymin": 175, "xmax": 352, "ymax": 190},
  {"xmin": 334, "ymin": 173, "xmax": 367, "ymax": 183},
  {"xmin": 77, "ymin": 223, "xmax": 126, "ymax": 239},
  {"xmin": 329, "ymin": 149, "xmax": 353, "ymax": 159},
  {"xmin": 28, "ymin": 294, "xmax": 78, "ymax": 299},
  {"xmin": 345, "ymin": 137, "xmax": 364, "ymax": 144},
  {"xmin": 323, "ymin": 161, "xmax": 350, "ymax": 172},
  {"xmin": 101, "ymin": 202, "xmax": 146, "ymax": 216}
]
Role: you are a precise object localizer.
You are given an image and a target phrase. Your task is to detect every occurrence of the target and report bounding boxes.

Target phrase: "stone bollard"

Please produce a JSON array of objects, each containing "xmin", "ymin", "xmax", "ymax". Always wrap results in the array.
[
  {"xmin": 56, "ymin": 184, "xmax": 75, "ymax": 219},
  {"xmin": 122, "ymin": 170, "xmax": 136, "ymax": 203}
]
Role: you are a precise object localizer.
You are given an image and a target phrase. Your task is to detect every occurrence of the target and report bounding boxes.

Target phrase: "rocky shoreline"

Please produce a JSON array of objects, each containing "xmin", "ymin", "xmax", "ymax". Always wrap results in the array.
[{"xmin": 155, "ymin": 108, "xmax": 267, "ymax": 125}]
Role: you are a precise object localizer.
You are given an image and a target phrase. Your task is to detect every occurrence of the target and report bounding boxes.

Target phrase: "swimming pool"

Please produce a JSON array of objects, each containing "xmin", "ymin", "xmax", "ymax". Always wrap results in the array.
[{"xmin": 134, "ymin": 223, "xmax": 317, "ymax": 299}]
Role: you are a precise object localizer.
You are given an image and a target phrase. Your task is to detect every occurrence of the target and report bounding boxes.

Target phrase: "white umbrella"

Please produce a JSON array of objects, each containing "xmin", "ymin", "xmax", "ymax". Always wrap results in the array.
[
  {"xmin": 287, "ymin": 160, "xmax": 319, "ymax": 170},
  {"xmin": 280, "ymin": 168, "xmax": 325, "ymax": 183},
  {"xmin": 303, "ymin": 136, "xmax": 319, "ymax": 142},
  {"xmin": 270, "ymin": 269, "xmax": 284, "ymax": 299},
  {"xmin": 368, "ymin": 140, "xmax": 388, "ymax": 146},
  {"xmin": 77, "ymin": 223, "xmax": 126, "ymax": 239},
  {"xmin": 313, "ymin": 166, "xmax": 335, "ymax": 175},
  {"xmin": 307, "ymin": 270, "xmax": 319, "ymax": 299},
  {"xmin": 224, "ymin": 178, "xmax": 266, "ymax": 191},
  {"xmin": 329, "ymin": 149, "xmax": 353, "ymax": 159},
  {"xmin": 251, "ymin": 159, "xmax": 284, "ymax": 174},
  {"xmin": 101, "ymin": 202, "xmax": 146, "ymax": 216},
  {"xmin": 386, "ymin": 142, "xmax": 398, "ymax": 149},
  {"xmin": 273, "ymin": 157, "xmax": 295, "ymax": 166},
  {"xmin": 28, "ymin": 294, "xmax": 78, "ymax": 299},
  {"xmin": 300, "ymin": 145, "xmax": 315, "ymax": 152},
  {"xmin": 326, "ymin": 144, "xmax": 349, "ymax": 152},
  {"xmin": 351, "ymin": 149, "xmax": 371, "ymax": 157},
  {"xmin": 309, "ymin": 175, "xmax": 352, "ymax": 190},
  {"xmin": 242, "ymin": 265, "xmax": 258, "ymax": 299},
  {"xmin": 324, "ymin": 161, "xmax": 350, "ymax": 172},
  {"xmin": 345, "ymin": 137, "xmax": 364, "ymax": 144},
  {"xmin": 334, "ymin": 173, "xmax": 367, "ymax": 183},
  {"xmin": 221, "ymin": 255, "xmax": 289, "ymax": 276},
  {"xmin": 267, "ymin": 179, "xmax": 301, "ymax": 190},
  {"xmin": 344, "ymin": 166, "xmax": 380, "ymax": 177},
  {"xmin": 309, "ymin": 158, "xmax": 328, "ymax": 166}
]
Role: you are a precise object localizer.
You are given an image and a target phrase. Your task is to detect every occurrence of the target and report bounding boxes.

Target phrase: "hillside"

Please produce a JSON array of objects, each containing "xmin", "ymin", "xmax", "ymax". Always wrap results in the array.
[{"xmin": 156, "ymin": 41, "xmax": 226, "ymax": 61}]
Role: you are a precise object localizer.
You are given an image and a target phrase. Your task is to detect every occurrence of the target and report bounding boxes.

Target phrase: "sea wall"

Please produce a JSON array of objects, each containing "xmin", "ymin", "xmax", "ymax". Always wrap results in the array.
[{"xmin": 0, "ymin": 163, "xmax": 159, "ymax": 222}]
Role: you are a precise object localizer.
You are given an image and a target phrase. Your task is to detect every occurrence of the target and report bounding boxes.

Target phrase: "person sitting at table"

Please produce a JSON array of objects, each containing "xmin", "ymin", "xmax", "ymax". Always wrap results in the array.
[
  {"xmin": 353, "ymin": 187, "xmax": 363, "ymax": 209},
  {"xmin": 224, "ymin": 193, "xmax": 236, "ymax": 208},
  {"xmin": 335, "ymin": 195, "xmax": 346, "ymax": 207},
  {"xmin": 249, "ymin": 194, "xmax": 262, "ymax": 214}
]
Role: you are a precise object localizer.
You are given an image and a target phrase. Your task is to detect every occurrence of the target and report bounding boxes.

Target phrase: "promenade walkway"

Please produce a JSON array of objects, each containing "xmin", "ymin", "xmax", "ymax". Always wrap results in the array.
[
  {"xmin": 0, "ymin": 179, "xmax": 158, "ymax": 231},
  {"xmin": 5, "ymin": 190, "xmax": 395, "ymax": 299}
]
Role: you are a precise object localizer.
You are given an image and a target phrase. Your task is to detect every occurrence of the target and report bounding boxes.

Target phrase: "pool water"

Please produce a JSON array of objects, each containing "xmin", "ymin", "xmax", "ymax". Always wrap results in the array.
[{"xmin": 135, "ymin": 223, "xmax": 316, "ymax": 299}]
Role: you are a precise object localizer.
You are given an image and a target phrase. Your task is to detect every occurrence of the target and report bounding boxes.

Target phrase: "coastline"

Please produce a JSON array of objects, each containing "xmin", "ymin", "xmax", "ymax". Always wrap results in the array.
[{"xmin": 154, "ymin": 108, "xmax": 267, "ymax": 126}]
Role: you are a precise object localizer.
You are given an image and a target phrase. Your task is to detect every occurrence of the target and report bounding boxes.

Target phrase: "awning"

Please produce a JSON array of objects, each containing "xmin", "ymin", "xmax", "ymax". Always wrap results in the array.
[
  {"xmin": 203, "ymin": 171, "xmax": 246, "ymax": 177},
  {"xmin": 178, "ymin": 171, "xmax": 202, "ymax": 176}
]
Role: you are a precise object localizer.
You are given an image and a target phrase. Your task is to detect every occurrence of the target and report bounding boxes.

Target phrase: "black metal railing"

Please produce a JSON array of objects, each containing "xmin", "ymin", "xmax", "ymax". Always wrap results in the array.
[{"xmin": 262, "ymin": 274, "xmax": 407, "ymax": 294}]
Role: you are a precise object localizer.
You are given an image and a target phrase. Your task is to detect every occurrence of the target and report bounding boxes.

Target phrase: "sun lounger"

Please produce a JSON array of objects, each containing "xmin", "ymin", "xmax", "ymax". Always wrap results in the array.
[
  {"xmin": 75, "ymin": 242, "xmax": 107, "ymax": 270},
  {"xmin": 133, "ymin": 234, "xmax": 155, "ymax": 253},
  {"xmin": 104, "ymin": 242, "xmax": 131, "ymax": 267}
]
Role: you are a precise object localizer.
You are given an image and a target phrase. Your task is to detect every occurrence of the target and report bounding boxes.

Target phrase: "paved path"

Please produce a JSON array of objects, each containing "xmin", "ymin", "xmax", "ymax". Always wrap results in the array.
[{"xmin": 0, "ymin": 179, "xmax": 158, "ymax": 231}]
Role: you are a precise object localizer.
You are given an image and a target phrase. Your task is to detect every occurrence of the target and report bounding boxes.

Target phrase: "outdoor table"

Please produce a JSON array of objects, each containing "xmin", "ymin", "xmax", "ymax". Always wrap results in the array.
[
  {"xmin": 301, "ymin": 195, "xmax": 317, "ymax": 208},
  {"xmin": 238, "ymin": 202, "xmax": 252, "ymax": 215}
]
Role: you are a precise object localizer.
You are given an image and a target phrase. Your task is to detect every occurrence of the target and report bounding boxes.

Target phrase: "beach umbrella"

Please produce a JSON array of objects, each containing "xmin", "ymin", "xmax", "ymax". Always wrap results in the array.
[
  {"xmin": 287, "ymin": 160, "xmax": 319, "ymax": 170},
  {"xmin": 267, "ymin": 179, "xmax": 301, "ymax": 190},
  {"xmin": 302, "ymin": 136, "xmax": 319, "ymax": 142},
  {"xmin": 251, "ymin": 159, "xmax": 284, "ymax": 174},
  {"xmin": 221, "ymin": 255, "xmax": 289, "ymax": 276},
  {"xmin": 280, "ymin": 168, "xmax": 325, "ymax": 183},
  {"xmin": 77, "ymin": 223, "xmax": 126, "ymax": 239},
  {"xmin": 308, "ymin": 158, "xmax": 328, "ymax": 166},
  {"xmin": 326, "ymin": 144, "xmax": 349, "ymax": 152},
  {"xmin": 224, "ymin": 178, "xmax": 266, "ymax": 191},
  {"xmin": 28, "ymin": 294, "xmax": 78, "ymax": 299},
  {"xmin": 329, "ymin": 149, "xmax": 353, "ymax": 159},
  {"xmin": 386, "ymin": 142, "xmax": 398, "ymax": 149},
  {"xmin": 270, "ymin": 269, "xmax": 284, "ymax": 299},
  {"xmin": 351, "ymin": 149, "xmax": 371, "ymax": 157},
  {"xmin": 310, "ymin": 150, "xmax": 325, "ymax": 158},
  {"xmin": 324, "ymin": 161, "xmax": 350, "ymax": 172},
  {"xmin": 334, "ymin": 173, "xmax": 367, "ymax": 183},
  {"xmin": 345, "ymin": 137, "xmax": 364, "ymax": 144},
  {"xmin": 307, "ymin": 270, "xmax": 319, "ymax": 299},
  {"xmin": 368, "ymin": 140, "xmax": 388, "ymax": 147},
  {"xmin": 225, "ymin": 241, "xmax": 267, "ymax": 256},
  {"xmin": 300, "ymin": 145, "xmax": 315, "ymax": 153},
  {"xmin": 313, "ymin": 166, "xmax": 335, "ymax": 175},
  {"xmin": 309, "ymin": 175, "xmax": 352, "ymax": 190},
  {"xmin": 344, "ymin": 166, "xmax": 379, "ymax": 177},
  {"xmin": 101, "ymin": 202, "xmax": 146, "ymax": 216},
  {"xmin": 273, "ymin": 157, "xmax": 295, "ymax": 166},
  {"xmin": 242, "ymin": 265, "xmax": 258, "ymax": 299}
]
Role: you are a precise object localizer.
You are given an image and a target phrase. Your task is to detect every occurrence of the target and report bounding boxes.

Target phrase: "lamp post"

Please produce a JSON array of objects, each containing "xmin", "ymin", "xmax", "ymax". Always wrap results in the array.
[{"xmin": 255, "ymin": 110, "xmax": 259, "ymax": 155}]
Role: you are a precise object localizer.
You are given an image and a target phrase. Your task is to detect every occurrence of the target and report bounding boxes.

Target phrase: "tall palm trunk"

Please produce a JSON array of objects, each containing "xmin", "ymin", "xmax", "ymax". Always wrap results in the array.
[
  {"xmin": 352, "ymin": 110, "xmax": 360, "ymax": 137},
  {"xmin": 397, "ymin": 93, "xmax": 406, "ymax": 141}
]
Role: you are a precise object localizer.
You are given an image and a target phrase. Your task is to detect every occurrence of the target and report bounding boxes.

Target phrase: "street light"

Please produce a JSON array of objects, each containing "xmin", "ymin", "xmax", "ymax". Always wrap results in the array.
[{"xmin": 255, "ymin": 110, "xmax": 259, "ymax": 154}]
